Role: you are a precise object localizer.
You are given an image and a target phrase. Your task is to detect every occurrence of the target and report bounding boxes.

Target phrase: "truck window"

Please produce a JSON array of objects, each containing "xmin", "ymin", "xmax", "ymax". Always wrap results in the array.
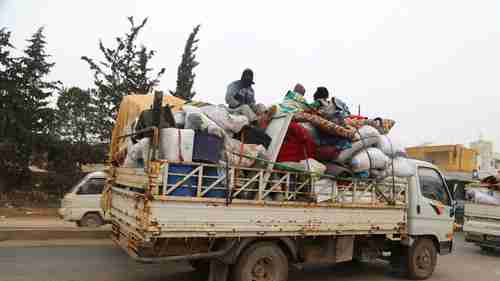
[
  {"xmin": 77, "ymin": 179, "xmax": 105, "ymax": 195},
  {"xmin": 418, "ymin": 167, "xmax": 451, "ymax": 206}
]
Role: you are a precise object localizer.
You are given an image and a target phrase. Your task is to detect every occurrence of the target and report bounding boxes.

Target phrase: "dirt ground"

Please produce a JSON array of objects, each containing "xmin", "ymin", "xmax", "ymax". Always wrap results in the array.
[{"xmin": 0, "ymin": 207, "xmax": 59, "ymax": 218}]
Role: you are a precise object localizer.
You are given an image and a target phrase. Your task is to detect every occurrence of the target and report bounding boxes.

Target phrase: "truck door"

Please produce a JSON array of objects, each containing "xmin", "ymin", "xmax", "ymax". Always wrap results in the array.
[{"xmin": 409, "ymin": 166, "xmax": 454, "ymax": 252}]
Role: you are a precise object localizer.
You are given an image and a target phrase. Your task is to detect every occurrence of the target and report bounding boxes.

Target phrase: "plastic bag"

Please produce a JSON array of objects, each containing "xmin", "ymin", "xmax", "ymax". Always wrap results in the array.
[
  {"xmin": 201, "ymin": 105, "xmax": 249, "ymax": 133},
  {"xmin": 376, "ymin": 135, "xmax": 407, "ymax": 158},
  {"xmin": 123, "ymin": 138, "xmax": 150, "ymax": 168},
  {"xmin": 350, "ymin": 148, "xmax": 389, "ymax": 172}
]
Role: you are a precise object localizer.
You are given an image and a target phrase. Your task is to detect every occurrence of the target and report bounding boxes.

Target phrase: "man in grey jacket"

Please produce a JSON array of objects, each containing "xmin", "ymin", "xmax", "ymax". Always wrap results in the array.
[
  {"xmin": 225, "ymin": 68, "xmax": 262, "ymax": 122},
  {"xmin": 225, "ymin": 68, "xmax": 256, "ymax": 108}
]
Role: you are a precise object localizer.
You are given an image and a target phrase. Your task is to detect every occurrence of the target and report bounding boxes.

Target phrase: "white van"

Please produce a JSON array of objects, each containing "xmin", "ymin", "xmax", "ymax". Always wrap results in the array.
[{"xmin": 58, "ymin": 171, "xmax": 109, "ymax": 227}]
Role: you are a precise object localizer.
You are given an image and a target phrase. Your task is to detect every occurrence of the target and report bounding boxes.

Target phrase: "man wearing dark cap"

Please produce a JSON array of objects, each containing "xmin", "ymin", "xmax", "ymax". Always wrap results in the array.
[
  {"xmin": 225, "ymin": 68, "xmax": 256, "ymax": 109},
  {"xmin": 225, "ymin": 68, "xmax": 263, "ymax": 122}
]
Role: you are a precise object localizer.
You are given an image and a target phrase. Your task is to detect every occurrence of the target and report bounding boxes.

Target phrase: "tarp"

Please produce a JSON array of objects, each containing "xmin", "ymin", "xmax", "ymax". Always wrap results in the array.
[{"xmin": 110, "ymin": 94, "xmax": 185, "ymax": 161}]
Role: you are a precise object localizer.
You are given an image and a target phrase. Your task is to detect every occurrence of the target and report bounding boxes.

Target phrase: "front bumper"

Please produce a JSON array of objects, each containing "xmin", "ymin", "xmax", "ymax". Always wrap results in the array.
[{"xmin": 57, "ymin": 208, "xmax": 71, "ymax": 221}]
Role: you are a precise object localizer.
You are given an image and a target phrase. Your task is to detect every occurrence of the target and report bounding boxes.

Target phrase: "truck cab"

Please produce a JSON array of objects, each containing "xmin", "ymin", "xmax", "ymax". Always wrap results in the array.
[
  {"xmin": 407, "ymin": 160, "xmax": 455, "ymax": 255},
  {"xmin": 59, "ymin": 171, "xmax": 109, "ymax": 227}
]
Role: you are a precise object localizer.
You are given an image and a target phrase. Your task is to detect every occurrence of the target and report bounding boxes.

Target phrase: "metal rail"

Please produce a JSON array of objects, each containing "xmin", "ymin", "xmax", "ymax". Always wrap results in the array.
[{"xmin": 114, "ymin": 161, "xmax": 408, "ymax": 206}]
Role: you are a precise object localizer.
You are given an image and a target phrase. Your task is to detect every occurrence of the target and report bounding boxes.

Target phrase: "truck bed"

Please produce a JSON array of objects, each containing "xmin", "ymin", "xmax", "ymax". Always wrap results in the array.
[
  {"xmin": 464, "ymin": 202, "xmax": 500, "ymax": 238},
  {"xmin": 109, "ymin": 162, "xmax": 408, "ymax": 242}
]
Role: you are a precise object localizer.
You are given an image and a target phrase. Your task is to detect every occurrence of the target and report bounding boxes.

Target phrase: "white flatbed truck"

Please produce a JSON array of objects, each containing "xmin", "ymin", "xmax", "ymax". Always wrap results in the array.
[
  {"xmin": 105, "ymin": 94, "xmax": 456, "ymax": 281},
  {"xmin": 464, "ymin": 188, "xmax": 500, "ymax": 251}
]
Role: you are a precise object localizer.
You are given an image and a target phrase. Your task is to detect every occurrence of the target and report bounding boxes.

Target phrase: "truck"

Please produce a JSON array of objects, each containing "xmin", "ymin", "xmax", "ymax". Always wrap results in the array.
[
  {"xmin": 105, "ymin": 93, "xmax": 456, "ymax": 281},
  {"xmin": 464, "ymin": 185, "xmax": 500, "ymax": 251}
]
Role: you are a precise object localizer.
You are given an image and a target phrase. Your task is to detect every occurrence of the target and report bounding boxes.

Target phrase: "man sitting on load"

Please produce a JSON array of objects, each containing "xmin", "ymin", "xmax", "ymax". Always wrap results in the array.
[{"xmin": 225, "ymin": 68, "xmax": 265, "ymax": 122}]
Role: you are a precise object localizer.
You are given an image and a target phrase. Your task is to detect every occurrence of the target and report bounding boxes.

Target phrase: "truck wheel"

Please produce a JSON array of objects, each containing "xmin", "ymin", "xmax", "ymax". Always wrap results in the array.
[
  {"xmin": 407, "ymin": 238, "xmax": 437, "ymax": 280},
  {"xmin": 79, "ymin": 213, "xmax": 104, "ymax": 228},
  {"xmin": 233, "ymin": 242, "xmax": 288, "ymax": 281}
]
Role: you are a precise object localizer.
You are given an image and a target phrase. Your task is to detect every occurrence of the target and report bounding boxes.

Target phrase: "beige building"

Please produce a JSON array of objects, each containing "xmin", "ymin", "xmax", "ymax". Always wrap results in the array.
[{"xmin": 406, "ymin": 144, "xmax": 478, "ymax": 173}]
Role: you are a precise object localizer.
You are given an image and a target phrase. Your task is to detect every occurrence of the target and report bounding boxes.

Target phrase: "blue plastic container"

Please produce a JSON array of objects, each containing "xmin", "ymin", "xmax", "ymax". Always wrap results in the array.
[
  {"xmin": 202, "ymin": 167, "xmax": 226, "ymax": 198},
  {"xmin": 166, "ymin": 164, "xmax": 196, "ymax": 196}
]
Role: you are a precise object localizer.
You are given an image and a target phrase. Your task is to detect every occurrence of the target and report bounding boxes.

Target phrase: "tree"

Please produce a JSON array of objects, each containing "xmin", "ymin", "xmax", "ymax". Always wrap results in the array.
[
  {"xmin": 19, "ymin": 27, "xmax": 60, "ymax": 136},
  {"xmin": 0, "ymin": 27, "xmax": 59, "ymax": 190},
  {"xmin": 0, "ymin": 28, "xmax": 15, "ymax": 138},
  {"xmin": 171, "ymin": 24, "xmax": 201, "ymax": 100},
  {"xmin": 82, "ymin": 16, "xmax": 165, "ymax": 141},
  {"xmin": 56, "ymin": 87, "xmax": 100, "ymax": 144}
]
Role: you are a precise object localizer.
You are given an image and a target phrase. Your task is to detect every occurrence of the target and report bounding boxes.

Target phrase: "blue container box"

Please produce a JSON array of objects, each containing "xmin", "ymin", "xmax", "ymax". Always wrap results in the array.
[
  {"xmin": 166, "ymin": 164, "xmax": 196, "ymax": 196},
  {"xmin": 202, "ymin": 167, "xmax": 226, "ymax": 198}
]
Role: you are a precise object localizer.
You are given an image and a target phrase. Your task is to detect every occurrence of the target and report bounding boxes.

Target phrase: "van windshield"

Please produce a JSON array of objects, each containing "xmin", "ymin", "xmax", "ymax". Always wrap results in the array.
[{"xmin": 69, "ymin": 174, "xmax": 92, "ymax": 194}]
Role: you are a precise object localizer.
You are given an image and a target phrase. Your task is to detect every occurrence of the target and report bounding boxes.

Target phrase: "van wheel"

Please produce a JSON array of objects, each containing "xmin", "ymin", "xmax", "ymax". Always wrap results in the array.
[
  {"xmin": 79, "ymin": 213, "xmax": 104, "ymax": 228},
  {"xmin": 233, "ymin": 242, "xmax": 288, "ymax": 281},
  {"xmin": 407, "ymin": 238, "xmax": 437, "ymax": 280}
]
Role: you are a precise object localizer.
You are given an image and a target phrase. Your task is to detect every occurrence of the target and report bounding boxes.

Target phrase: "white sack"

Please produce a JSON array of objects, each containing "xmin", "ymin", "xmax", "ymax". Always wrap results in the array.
[
  {"xmin": 466, "ymin": 189, "xmax": 500, "ymax": 206},
  {"xmin": 387, "ymin": 157, "xmax": 416, "ymax": 177},
  {"xmin": 376, "ymin": 135, "xmax": 407, "ymax": 158},
  {"xmin": 183, "ymin": 105, "xmax": 225, "ymax": 138},
  {"xmin": 337, "ymin": 137, "xmax": 379, "ymax": 163},
  {"xmin": 353, "ymin": 125, "xmax": 380, "ymax": 141},
  {"xmin": 200, "ymin": 105, "xmax": 249, "ymax": 133},
  {"xmin": 351, "ymin": 148, "xmax": 390, "ymax": 172},
  {"xmin": 158, "ymin": 128, "xmax": 194, "ymax": 162}
]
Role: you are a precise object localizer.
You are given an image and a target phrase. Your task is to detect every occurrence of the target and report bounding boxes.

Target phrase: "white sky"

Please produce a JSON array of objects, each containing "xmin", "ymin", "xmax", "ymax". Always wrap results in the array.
[{"xmin": 1, "ymin": 0, "xmax": 500, "ymax": 149}]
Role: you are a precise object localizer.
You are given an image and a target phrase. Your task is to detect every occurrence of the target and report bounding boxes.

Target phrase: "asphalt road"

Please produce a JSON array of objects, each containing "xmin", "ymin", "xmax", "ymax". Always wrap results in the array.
[{"xmin": 1, "ymin": 234, "xmax": 499, "ymax": 281}]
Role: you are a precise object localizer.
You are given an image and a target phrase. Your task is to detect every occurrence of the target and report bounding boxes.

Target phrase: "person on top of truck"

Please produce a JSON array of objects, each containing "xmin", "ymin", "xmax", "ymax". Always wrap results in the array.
[
  {"xmin": 311, "ymin": 87, "xmax": 351, "ymax": 125},
  {"xmin": 225, "ymin": 68, "xmax": 262, "ymax": 122},
  {"xmin": 293, "ymin": 83, "xmax": 306, "ymax": 96}
]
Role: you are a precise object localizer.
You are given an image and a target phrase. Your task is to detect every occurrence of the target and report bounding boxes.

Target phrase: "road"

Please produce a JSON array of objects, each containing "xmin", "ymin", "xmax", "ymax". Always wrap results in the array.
[{"xmin": 1, "ymin": 234, "xmax": 499, "ymax": 281}]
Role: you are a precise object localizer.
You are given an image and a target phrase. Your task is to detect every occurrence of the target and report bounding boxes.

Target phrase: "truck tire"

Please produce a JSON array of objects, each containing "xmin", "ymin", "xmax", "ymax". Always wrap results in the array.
[
  {"xmin": 79, "ymin": 213, "xmax": 104, "ymax": 228},
  {"xmin": 407, "ymin": 238, "xmax": 437, "ymax": 280},
  {"xmin": 232, "ymin": 242, "xmax": 288, "ymax": 281}
]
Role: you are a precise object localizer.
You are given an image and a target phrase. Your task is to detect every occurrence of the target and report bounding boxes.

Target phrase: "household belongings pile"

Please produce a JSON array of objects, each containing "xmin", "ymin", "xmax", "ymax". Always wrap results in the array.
[
  {"xmin": 113, "ymin": 91, "xmax": 413, "ymax": 200},
  {"xmin": 465, "ymin": 176, "xmax": 500, "ymax": 206},
  {"xmin": 465, "ymin": 188, "xmax": 500, "ymax": 206}
]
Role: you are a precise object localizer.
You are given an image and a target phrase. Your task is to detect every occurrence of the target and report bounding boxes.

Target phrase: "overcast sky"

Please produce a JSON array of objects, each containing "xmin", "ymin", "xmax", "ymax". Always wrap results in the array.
[{"xmin": 1, "ymin": 0, "xmax": 499, "ymax": 149}]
